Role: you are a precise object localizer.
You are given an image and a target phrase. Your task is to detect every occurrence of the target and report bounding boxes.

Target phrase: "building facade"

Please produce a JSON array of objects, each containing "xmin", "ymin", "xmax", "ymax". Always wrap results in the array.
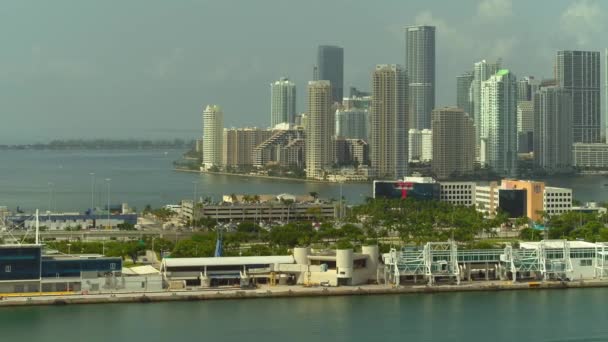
[
  {"xmin": 517, "ymin": 100, "xmax": 534, "ymax": 153},
  {"xmin": 370, "ymin": 64, "xmax": 408, "ymax": 179},
  {"xmin": 573, "ymin": 143, "xmax": 608, "ymax": 168},
  {"xmin": 471, "ymin": 59, "xmax": 501, "ymax": 151},
  {"xmin": 202, "ymin": 105, "xmax": 224, "ymax": 169},
  {"xmin": 556, "ymin": 51, "xmax": 601, "ymax": 143},
  {"xmin": 431, "ymin": 107, "xmax": 475, "ymax": 179},
  {"xmin": 408, "ymin": 129, "xmax": 432, "ymax": 162},
  {"xmin": 517, "ymin": 76, "xmax": 540, "ymax": 102},
  {"xmin": 335, "ymin": 138, "xmax": 369, "ymax": 166},
  {"xmin": 270, "ymin": 77, "xmax": 296, "ymax": 127},
  {"xmin": 253, "ymin": 128, "xmax": 305, "ymax": 168},
  {"xmin": 439, "ymin": 182, "xmax": 476, "ymax": 207},
  {"xmin": 456, "ymin": 71, "xmax": 473, "ymax": 115},
  {"xmin": 306, "ymin": 81, "xmax": 334, "ymax": 179},
  {"xmin": 533, "ymin": 86, "xmax": 573, "ymax": 172},
  {"xmin": 317, "ymin": 45, "xmax": 344, "ymax": 103},
  {"xmin": 335, "ymin": 108, "xmax": 368, "ymax": 140},
  {"xmin": 405, "ymin": 25, "xmax": 435, "ymax": 130},
  {"xmin": 223, "ymin": 128, "xmax": 274, "ymax": 168},
  {"xmin": 544, "ymin": 186, "xmax": 572, "ymax": 216},
  {"xmin": 480, "ymin": 70, "xmax": 518, "ymax": 176}
]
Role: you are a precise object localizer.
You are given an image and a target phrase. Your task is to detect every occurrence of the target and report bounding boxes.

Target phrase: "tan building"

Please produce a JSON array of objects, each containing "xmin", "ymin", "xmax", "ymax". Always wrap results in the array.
[
  {"xmin": 223, "ymin": 128, "xmax": 273, "ymax": 168},
  {"xmin": 306, "ymin": 81, "xmax": 334, "ymax": 179},
  {"xmin": 370, "ymin": 64, "xmax": 408, "ymax": 179},
  {"xmin": 202, "ymin": 105, "xmax": 224, "ymax": 169},
  {"xmin": 253, "ymin": 128, "xmax": 305, "ymax": 168},
  {"xmin": 502, "ymin": 179, "xmax": 545, "ymax": 221},
  {"xmin": 431, "ymin": 107, "xmax": 475, "ymax": 179}
]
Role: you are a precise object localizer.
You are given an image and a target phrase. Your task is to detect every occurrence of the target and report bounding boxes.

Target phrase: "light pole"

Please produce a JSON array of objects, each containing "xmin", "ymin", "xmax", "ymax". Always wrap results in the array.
[
  {"xmin": 105, "ymin": 178, "xmax": 111, "ymax": 230},
  {"xmin": 47, "ymin": 182, "xmax": 54, "ymax": 213},
  {"xmin": 67, "ymin": 243, "xmax": 71, "ymax": 255},
  {"xmin": 192, "ymin": 181, "xmax": 198, "ymax": 230},
  {"xmin": 89, "ymin": 173, "xmax": 95, "ymax": 211}
]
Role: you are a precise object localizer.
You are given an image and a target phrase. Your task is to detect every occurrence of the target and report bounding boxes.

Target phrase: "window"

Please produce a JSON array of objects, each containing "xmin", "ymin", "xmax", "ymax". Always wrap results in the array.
[
  {"xmin": 4, "ymin": 265, "xmax": 11, "ymax": 273},
  {"xmin": 580, "ymin": 259, "xmax": 592, "ymax": 267},
  {"xmin": 110, "ymin": 263, "xmax": 116, "ymax": 270}
]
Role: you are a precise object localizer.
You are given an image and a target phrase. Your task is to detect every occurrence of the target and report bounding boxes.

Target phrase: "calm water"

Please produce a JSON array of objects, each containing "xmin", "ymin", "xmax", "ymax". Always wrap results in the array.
[
  {"xmin": 0, "ymin": 149, "xmax": 607, "ymax": 212},
  {"xmin": 2, "ymin": 289, "xmax": 608, "ymax": 341}
]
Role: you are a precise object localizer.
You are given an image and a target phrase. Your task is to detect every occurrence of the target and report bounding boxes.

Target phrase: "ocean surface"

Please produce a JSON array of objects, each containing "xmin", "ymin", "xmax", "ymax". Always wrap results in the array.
[
  {"xmin": 0, "ymin": 149, "xmax": 607, "ymax": 212},
  {"xmin": 2, "ymin": 289, "xmax": 608, "ymax": 341}
]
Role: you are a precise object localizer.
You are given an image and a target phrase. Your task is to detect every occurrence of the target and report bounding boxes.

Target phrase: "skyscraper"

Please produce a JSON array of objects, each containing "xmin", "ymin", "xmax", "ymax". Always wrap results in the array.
[
  {"xmin": 270, "ymin": 77, "xmax": 296, "ymax": 127},
  {"xmin": 370, "ymin": 64, "xmax": 408, "ymax": 179},
  {"xmin": 556, "ymin": 50, "xmax": 601, "ymax": 143},
  {"xmin": 306, "ymin": 80, "xmax": 334, "ymax": 179},
  {"xmin": 517, "ymin": 76, "xmax": 540, "ymax": 102},
  {"xmin": 431, "ymin": 107, "xmax": 475, "ymax": 179},
  {"xmin": 471, "ymin": 59, "xmax": 501, "ymax": 150},
  {"xmin": 534, "ymin": 86, "xmax": 573, "ymax": 172},
  {"xmin": 223, "ymin": 128, "xmax": 274, "ymax": 168},
  {"xmin": 456, "ymin": 72, "xmax": 474, "ymax": 115},
  {"xmin": 480, "ymin": 69, "xmax": 518, "ymax": 176},
  {"xmin": 517, "ymin": 100, "xmax": 534, "ymax": 153},
  {"xmin": 405, "ymin": 26, "xmax": 435, "ymax": 130},
  {"xmin": 335, "ymin": 108, "xmax": 368, "ymax": 140},
  {"xmin": 202, "ymin": 105, "xmax": 224, "ymax": 169},
  {"xmin": 317, "ymin": 45, "xmax": 344, "ymax": 103}
]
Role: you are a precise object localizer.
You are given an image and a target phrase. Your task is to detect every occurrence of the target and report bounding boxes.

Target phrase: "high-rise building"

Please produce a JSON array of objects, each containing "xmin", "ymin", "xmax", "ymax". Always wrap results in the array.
[
  {"xmin": 335, "ymin": 108, "xmax": 368, "ymax": 140},
  {"xmin": 270, "ymin": 77, "xmax": 296, "ymax": 127},
  {"xmin": 253, "ymin": 128, "xmax": 306, "ymax": 168},
  {"xmin": 517, "ymin": 76, "xmax": 540, "ymax": 102},
  {"xmin": 471, "ymin": 60, "xmax": 501, "ymax": 150},
  {"xmin": 335, "ymin": 138, "xmax": 369, "ymax": 166},
  {"xmin": 456, "ymin": 72, "xmax": 474, "ymax": 115},
  {"xmin": 405, "ymin": 26, "xmax": 435, "ymax": 130},
  {"xmin": 223, "ymin": 128, "xmax": 274, "ymax": 168},
  {"xmin": 202, "ymin": 105, "xmax": 224, "ymax": 169},
  {"xmin": 431, "ymin": 107, "xmax": 475, "ymax": 179},
  {"xmin": 306, "ymin": 80, "xmax": 334, "ymax": 179},
  {"xmin": 480, "ymin": 69, "xmax": 518, "ymax": 176},
  {"xmin": 370, "ymin": 64, "xmax": 408, "ymax": 179},
  {"xmin": 533, "ymin": 86, "xmax": 573, "ymax": 172},
  {"xmin": 517, "ymin": 100, "xmax": 534, "ymax": 153},
  {"xmin": 556, "ymin": 50, "xmax": 601, "ymax": 143},
  {"xmin": 408, "ymin": 129, "xmax": 432, "ymax": 162},
  {"xmin": 317, "ymin": 45, "xmax": 344, "ymax": 103},
  {"xmin": 605, "ymin": 48, "xmax": 608, "ymax": 143}
]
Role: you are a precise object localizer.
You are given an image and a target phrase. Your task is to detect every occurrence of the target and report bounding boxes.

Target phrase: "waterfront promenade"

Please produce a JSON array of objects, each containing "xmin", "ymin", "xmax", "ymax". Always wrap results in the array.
[{"xmin": 3, "ymin": 280, "xmax": 608, "ymax": 307}]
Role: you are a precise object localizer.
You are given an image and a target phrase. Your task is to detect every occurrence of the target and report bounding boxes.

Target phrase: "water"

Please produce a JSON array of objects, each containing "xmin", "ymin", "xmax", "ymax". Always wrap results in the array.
[
  {"xmin": 0, "ymin": 149, "xmax": 607, "ymax": 212},
  {"xmin": 0, "ymin": 150, "xmax": 369, "ymax": 212},
  {"xmin": 2, "ymin": 289, "xmax": 608, "ymax": 341}
]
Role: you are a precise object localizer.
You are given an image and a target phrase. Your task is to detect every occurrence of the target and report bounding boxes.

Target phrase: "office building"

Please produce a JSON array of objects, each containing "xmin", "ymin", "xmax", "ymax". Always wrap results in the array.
[
  {"xmin": 439, "ymin": 182, "xmax": 476, "ymax": 207},
  {"xmin": 517, "ymin": 100, "xmax": 534, "ymax": 153},
  {"xmin": 270, "ymin": 77, "xmax": 296, "ymax": 127},
  {"xmin": 335, "ymin": 138, "xmax": 369, "ymax": 166},
  {"xmin": 405, "ymin": 25, "xmax": 435, "ymax": 130},
  {"xmin": 471, "ymin": 60, "xmax": 501, "ymax": 150},
  {"xmin": 556, "ymin": 51, "xmax": 601, "ymax": 143},
  {"xmin": 202, "ymin": 105, "xmax": 224, "ymax": 169},
  {"xmin": 431, "ymin": 107, "xmax": 475, "ymax": 179},
  {"xmin": 408, "ymin": 129, "xmax": 432, "ymax": 162},
  {"xmin": 335, "ymin": 108, "xmax": 368, "ymax": 140},
  {"xmin": 480, "ymin": 70, "xmax": 518, "ymax": 176},
  {"xmin": 573, "ymin": 143, "xmax": 608, "ymax": 168},
  {"xmin": 223, "ymin": 128, "xmax": 274, "ymax": 168},
  {"xmin": 533, "ymin": 87, "xmax": 573, "ymax": 172},
  {"xmin": 517, "ymin": 76, "xmax": 540, "ymax": 102},
  {"xmin": 317, "ymin": 45, "xmax": 344, "ymax": 103},
  {"xmin": 370, "ymin": 64, "xmax": 408, "ymax": 179},
  {"xmin": 544, "ymin": 187, "xmax": 572, "ymax": 216},
  {"xmin": 456, "ymin": 72, "xmax": 474, "ymax": 115},
  {"xmin": 306, "ymin": 81, "xmax": 334, "ymax": 179}
]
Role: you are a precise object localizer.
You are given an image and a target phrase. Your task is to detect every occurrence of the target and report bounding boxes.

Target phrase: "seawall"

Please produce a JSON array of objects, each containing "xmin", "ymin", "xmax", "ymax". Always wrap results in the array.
[{"xmin": 1, "ymin": 280, "xmax": 608, "ymax": 307}]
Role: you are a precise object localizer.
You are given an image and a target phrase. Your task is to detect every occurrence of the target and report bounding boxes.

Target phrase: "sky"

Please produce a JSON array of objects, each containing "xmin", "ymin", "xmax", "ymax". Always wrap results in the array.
[{"xmin": 0, "ymin": 0, "xmax": 606, "ymax": 143}]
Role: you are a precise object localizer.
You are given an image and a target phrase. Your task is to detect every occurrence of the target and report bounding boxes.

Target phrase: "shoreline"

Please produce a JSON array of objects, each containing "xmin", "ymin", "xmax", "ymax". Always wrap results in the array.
[
  {"xmin": 173, "ymin": 168, "xmax": 370, "ymax": 184},
  {"xmin": 2, "ymin": 280, "xmax": 607, "ymax": 308}
]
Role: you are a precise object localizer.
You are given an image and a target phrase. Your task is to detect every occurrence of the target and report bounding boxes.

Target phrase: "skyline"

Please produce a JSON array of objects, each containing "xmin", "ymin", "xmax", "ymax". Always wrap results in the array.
[{"xmin": 1, "ymin": 0, "xmax": 606, "ymax": 143}]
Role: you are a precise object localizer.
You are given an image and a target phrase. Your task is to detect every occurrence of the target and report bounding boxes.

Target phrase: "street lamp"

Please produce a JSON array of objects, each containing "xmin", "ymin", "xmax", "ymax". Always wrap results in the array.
[
  {"xmin": 89, "ymin": 172, "xmax": 95, "ymax": 211},
  {"xmin": 105, "ymin": 178, "xmax": 111, "ymax": 230},
  {"xmin": 47, "ymin": 182, "xmax": 54, "ymax": 213},
  {"xmin": 192, "ymin": 181, "xmax": 199, "ymax": 230}
]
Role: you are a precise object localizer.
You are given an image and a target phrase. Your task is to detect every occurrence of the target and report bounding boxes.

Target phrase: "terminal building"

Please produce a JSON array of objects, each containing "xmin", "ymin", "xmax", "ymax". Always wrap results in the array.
[
  {"xmin": 161, "ymin": 246, "xmax": 380, "ymax": 288},
  {"xmin": 0, "ymin": 244, "xmax": 161, "ymax": 294}
]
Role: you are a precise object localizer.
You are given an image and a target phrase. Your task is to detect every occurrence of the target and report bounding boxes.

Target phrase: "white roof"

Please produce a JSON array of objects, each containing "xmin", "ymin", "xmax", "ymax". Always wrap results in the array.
[
  {"xmin": 162, "ymin": 255, "xmax": 294, "ymax": 268},
  {"xmin": 124, "ymin": 265, "xmax": 160, "ymax": 275},
  {"xmin": 520, "ymin": 241, "xmax": 598, "ymax": 249}
]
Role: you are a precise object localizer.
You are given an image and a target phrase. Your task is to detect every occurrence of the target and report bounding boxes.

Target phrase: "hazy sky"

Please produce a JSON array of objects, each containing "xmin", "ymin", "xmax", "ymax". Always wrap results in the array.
[{"xmin": 1, "ymin": 0, "xmax": 605, "ymax": 143}]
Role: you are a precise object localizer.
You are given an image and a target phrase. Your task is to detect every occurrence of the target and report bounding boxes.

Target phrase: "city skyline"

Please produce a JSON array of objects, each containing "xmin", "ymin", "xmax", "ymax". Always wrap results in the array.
[{"xmin": 1, "ymin": 0, "xmax": 606, "ymax": 143}]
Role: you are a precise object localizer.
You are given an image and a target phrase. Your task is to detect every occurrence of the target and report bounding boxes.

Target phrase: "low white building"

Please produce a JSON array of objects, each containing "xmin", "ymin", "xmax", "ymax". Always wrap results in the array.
[
  {"xmin": 573, "ymin": 143, "xmax": 608, "ymax": 168},
  {"xmin": 439, "ymin": 182, "xmax": 476, "ymax": 207},
  {"xmin": 543, "ymin": 187, "xmax": 572, "ymax": 216}
]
